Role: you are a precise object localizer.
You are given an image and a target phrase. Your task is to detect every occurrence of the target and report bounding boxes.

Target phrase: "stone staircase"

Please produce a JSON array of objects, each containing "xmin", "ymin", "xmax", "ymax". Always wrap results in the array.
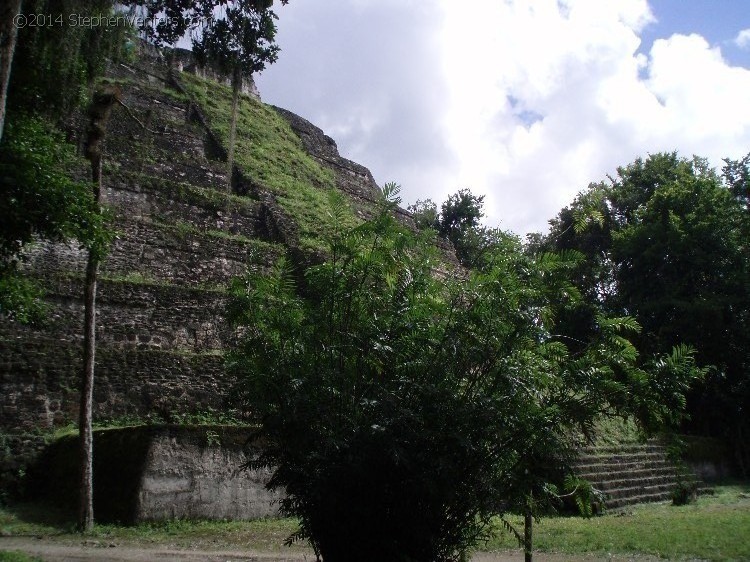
[
  {"xmin": 0, "ymin": 44, "xmax": 461, "ymax": 501},
  {"xmin": 1, "ymin": 39, "xmax": 425, "ymax": 492},
  {"xmin": 572, "ymin": 441, "xmax": 695, "ymax": 509},
  {"xmin": 1, "ymin": 54, "xmax": 283, "ymax": 435}
]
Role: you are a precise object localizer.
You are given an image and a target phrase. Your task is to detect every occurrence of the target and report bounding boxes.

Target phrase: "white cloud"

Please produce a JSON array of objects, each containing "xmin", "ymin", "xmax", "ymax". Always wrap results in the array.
[
  {"xmin": 259, "ymin": 0, "xmax": 750, "ymax": 236},
  {"xmin": 735, "ymin": 28, "xmax": 750, "ymax": 49},
  {"xmin": 437, "ymin": 0, "xmax": 750, "ymax": 233}
]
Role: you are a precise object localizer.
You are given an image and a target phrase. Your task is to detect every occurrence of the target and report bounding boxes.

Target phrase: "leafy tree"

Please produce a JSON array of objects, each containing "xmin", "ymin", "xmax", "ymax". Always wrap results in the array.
[
  {"xmin": 612, "ymin": 157, "xmax": 749, "ymax": 470},
  {"xmin": 409, "ymin": 188, "xmax": 492, "ymax": 267},
  {"xmin": 438, "ymin": 188, "xmax": 485, "ymax": 264},
  {"xmin": 128, "ymin": 0, "xmax": 288, "ymax": 48},
  {"xmin": 7, "ymin": 0, "xmax": 129, "ymax": 120},
  {"xmin": 228, "ymin": 185, "xmax": 699, "ymax": 562},
  {"xmin": 439, "ymin": 188, "xmax": 484, "ymax": 233},
  {"xmin": 3, "ymin": 1, "xmax": 127, "ymax": 526},
  {"xmin": 544, "ymin": 153, "xmax": 750, "ymax": 473},
  {"xmin": 406, "ymin": 198, "xmax": 438, "ymax": 231},
  {"xmin": 127, "ymin": 0, "xmax": 214, "ymax": 47},
  {"xmin": 0, "ymin": 116, "xmax": 109, "ymax": 323},
  {"xmin": 723, "ymin": 152, "xmax": 750, "ymax": 211},
  {"xmin": 77, "ymin": 83, "xmax": 119, "ymax": 532},
  {"xmin": 1, "ymin": 111, "xmax": 115, "ymax": 531}
]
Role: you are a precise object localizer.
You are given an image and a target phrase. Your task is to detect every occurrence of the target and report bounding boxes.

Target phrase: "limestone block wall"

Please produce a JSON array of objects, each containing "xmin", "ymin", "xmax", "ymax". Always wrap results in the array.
[
  {"xmin": 31, "ymin": 426, "xmax": 278, "ymax": 523},
  {"xmin": 1, "ymin": 338, "xmax": 227, "ymax": 431},
  {"xmin": 0, "ymin": 58, "xmax": 278, "ymax": 439},
  {"xmin": 5, "ymin": 279, "xmax": 229, "ymax": 349},
  {"xmin": 103, "ymin": 174, "xmax": 261, "ymax": 235},
  {"xmin": 25, "ymin": 220, "xmax": 275, "ymax": 288},
  {"xmin": 137, "ymin": 427, "xmax": 281, "ymax": 521}
]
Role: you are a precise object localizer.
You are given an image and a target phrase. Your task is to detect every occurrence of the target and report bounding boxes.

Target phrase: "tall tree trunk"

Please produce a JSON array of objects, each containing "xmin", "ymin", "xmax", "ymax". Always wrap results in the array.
[
  {"xmin": 0, "ymin": 0, "xmax": 22, "ymax": 142},
  {"xmin": 524, "ymin": 496, "xmax": 533, "ymax": 562},
  {"xmin": 226, "ymin": 64, "xmax": 241, "ymax": 191},
  {"xmin": 78, "ymin": 198, "xmax": 99, "ymax": 532},
  {"xmin": 79, "ymin": 85, "xmax": 118, "ymax": 532}
]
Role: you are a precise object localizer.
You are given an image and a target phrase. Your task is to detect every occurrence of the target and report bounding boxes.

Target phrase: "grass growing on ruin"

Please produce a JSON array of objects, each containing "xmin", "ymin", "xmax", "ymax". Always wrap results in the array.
[
  {"xmin": 177, "ymin": 73, "xmax": 360, "ymax": 250},
  {"xmin": 591, "ymin": 416, "xmax": 646, "ymax": 447},
  {"xmin": 151, "ymin": 217, "xmax": 284, "ymax": 256},
  {"xmin": 484, "ymin": 483, "xmax": 750, "ymax": 561},
  {"xmin": 2, "ymin": 485, "xmax": 749, "ymax": 559},
  {"xmin": 114, "ymin": 171, "xmax": 258, "ymax": 214}
]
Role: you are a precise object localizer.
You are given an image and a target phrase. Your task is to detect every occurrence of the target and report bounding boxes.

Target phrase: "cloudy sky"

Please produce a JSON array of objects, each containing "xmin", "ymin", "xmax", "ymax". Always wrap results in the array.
[{"xmin": 255, "ymin": 0, "xmax": 750, "ymax": 236}]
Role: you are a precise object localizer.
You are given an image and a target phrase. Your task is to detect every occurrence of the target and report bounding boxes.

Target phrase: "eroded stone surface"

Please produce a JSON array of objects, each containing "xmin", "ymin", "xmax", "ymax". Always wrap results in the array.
[{"xmin": 138, "ymin": 428, "xmax": 281, "ymax": 521}]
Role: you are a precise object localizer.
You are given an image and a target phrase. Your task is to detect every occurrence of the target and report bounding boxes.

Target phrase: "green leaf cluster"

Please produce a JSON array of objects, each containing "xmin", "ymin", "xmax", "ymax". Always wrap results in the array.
[
  {"xmin": 9, "ymin": 0, "xmax": 132, "ymax": 118},
  {"xmin": 0, "ymin": 116, "xmax": 112, "ymax": 322},
  {"xmin": 544, "ymin": 151, "xmax": 750, "ymax": 471},
  {"xmin": 192, "ymin": 1, "xmax": 280, "ymax": 77},
  {"xmin": 227, "ymin": 185, "xmax": 697, "ymax": 561},
  {"xmin": 408, "ymin": 188, "xmax": 488, "ymax": 266}
]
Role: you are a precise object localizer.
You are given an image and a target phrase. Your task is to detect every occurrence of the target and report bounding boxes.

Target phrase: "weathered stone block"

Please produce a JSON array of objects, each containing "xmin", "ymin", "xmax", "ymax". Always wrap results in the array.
[{"xmin": 30, "ymin": 426, "xmax": 280, "ymax": 523}]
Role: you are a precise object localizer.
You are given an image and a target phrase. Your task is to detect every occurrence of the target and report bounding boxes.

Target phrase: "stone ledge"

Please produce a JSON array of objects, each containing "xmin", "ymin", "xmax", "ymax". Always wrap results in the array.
[
  {"xmin": 0, "ymin": 341, "xmax": 229, "ymax": 431},
  {"xmin": 28, "ymin": 425, "xmax": 279, "ymax": 523},
  {"xmin": 23, "ymin": 218, "xmax": 280, "ymax": 287}
]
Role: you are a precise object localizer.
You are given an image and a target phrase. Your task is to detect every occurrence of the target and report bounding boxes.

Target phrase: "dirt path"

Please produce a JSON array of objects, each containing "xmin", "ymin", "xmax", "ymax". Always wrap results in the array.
[{"xmin": 1, "ymin": 537, "xmax": 664, "ymax": 562}]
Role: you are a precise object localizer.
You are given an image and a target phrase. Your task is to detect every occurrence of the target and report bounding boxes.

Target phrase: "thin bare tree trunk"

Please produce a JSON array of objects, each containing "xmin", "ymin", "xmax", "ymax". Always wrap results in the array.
[
  {"xmin": 0, "ymin": 0, "xmax": 22, "ymax": 142},
  {"xmin": 79, "ymin": 85, "xmax": 118, "ymax": 532},
  {"xmin": 524, "ymin": 497, "xmax": 533, "ymax": 562},
  {"xmin": 226, "ymin": 64, "xmax": 241, "ymax": 191},
  {"xmin": 78, "ymin": 169, "xmax": 99, "ymax": 531}
]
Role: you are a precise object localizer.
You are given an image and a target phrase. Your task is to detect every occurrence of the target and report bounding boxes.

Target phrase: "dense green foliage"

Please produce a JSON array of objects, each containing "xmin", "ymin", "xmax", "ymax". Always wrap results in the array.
[
  {"xmin": 1, "ymin": 0, "xmax": 127, "ymax": 323},
  {"xmin": 9, "ymin": 0, "xmax": 130, "ymax": 118},
  {"xmin": 408, "ymin": 188, "xmax": 490, "ymax": 266},
  {"xmin": 723, "ymin": 153, "xmax": 750, "ymax": 211},
  {"xmin": 127, "ymin": 0, "xmax": 288, "ymax": 48},
  {"xmin": 0, "ymin": 117, "xmax": 110, "ymax": 323},
  {"xmin": 543, "ymin": 152, "xmax": 750, "ymax": 473},
  {"xmin": 228, "ymin": 186, "xmax": 700, "ymax": 561},
  {"xmin": 192, "ymin": 1, "xmax": 280, "ymax": 77}
]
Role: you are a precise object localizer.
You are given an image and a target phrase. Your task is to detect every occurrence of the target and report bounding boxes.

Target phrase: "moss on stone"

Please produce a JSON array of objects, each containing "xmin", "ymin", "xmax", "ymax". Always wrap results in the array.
[{"xmin": 177, "ymin": 73, "xmax": 360, "ymax": 250}]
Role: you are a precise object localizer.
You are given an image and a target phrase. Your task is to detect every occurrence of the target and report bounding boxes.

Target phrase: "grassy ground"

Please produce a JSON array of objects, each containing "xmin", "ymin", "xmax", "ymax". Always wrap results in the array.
[
  {"xmin": 0, "ymin": 503, "xmax": 302, "ymax": 553},
  {"xmin": 484, "ymin": 484, "xmax": 750, "ymax": 561},
  {"xmin": 1, "ymin": 484, "xmax": 749, "ymax": 560},
  {"xmin": 0, "ymin": 552, "xmax": 42, "ymax": 562}
]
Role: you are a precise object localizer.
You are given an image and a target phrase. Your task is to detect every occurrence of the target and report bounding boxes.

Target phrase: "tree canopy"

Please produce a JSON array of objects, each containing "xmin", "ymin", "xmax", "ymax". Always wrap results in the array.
[
  {"xmin": 543, "ymin": 152, "xmax": 750, "ymax": 473},
  {"xmin": 408, "ymin": 188, "xmax": 491, "ymax": 266}
]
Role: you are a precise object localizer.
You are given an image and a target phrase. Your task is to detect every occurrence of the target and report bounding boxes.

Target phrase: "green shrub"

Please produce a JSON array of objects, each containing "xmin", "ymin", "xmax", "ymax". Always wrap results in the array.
[
  {"xmin": 0, "ymin": 116, "xmax": 111, "ymax": 323},
  {"xmin": 228, "ymin": 187, "xmax": 701, "ymax": 561},
  {"xmin": 671, "ymin": 479, "xmax": 698, "ymax": 506}
]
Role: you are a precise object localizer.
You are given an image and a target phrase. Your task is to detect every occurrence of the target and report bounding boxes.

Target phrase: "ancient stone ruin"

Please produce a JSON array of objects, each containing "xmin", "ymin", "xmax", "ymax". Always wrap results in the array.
[
  {"xmin": 0, "ymin": 46, "xmax": 707, "ymax": 519},
  {"xmin": 0, "ymin": 46, "xmax": 405, "ymax": 516}
]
